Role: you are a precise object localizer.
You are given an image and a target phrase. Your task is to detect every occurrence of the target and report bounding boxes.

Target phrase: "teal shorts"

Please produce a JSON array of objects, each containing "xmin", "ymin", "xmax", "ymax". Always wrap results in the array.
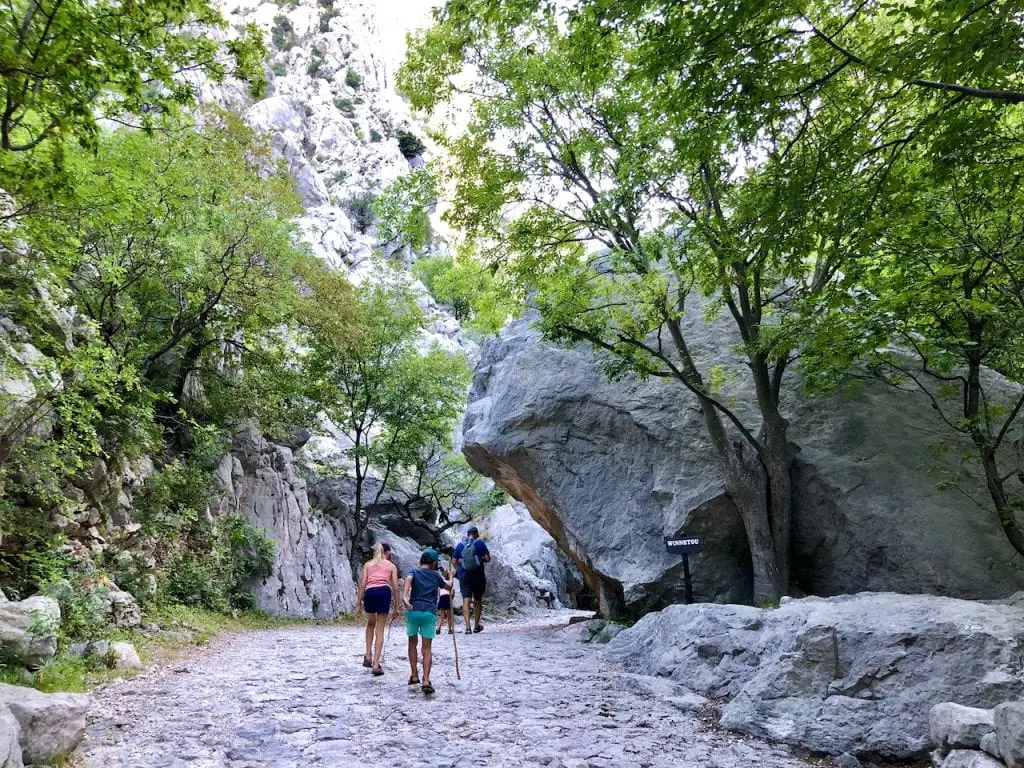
[{"xmin": 406, "ymin": 610, "xmax": 436, "ymax": 639}]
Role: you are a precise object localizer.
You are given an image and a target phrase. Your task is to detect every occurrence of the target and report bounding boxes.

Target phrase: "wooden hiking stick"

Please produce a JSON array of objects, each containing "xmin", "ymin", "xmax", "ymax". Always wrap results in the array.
[{"xmin": 451, "ymin": 619, "xmax": 461, "ymax": 680}]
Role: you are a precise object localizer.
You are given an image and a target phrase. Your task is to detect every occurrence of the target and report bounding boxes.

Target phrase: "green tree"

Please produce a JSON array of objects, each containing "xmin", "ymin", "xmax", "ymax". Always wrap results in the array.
[
  {"xmin": 413, "ymin": 249, "xmax": 512, "ymax": 335},
  {"xmin": 304, "ymin": 272, "xmax": 470, "ymax": 542},
  {"xmin": 400, "ymin": 2, "xmax": 851, "ymax": 605}
]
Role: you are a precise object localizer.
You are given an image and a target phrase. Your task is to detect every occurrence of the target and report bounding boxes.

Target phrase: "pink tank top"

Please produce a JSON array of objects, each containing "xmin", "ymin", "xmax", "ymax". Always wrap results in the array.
[{"xmin": 365, "ymin": 560, "xmax": 392, "ymax": 589}]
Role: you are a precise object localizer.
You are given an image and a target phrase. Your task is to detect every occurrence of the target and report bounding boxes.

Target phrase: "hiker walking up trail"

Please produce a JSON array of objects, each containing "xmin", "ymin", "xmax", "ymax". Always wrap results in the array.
[
  {"xmin": 454, "ymin": 524, "xmax": 490, "ymax": 634},
  {"xmin": 402, "ymin": 546, "xmax": 452, "ymax": 695},
  {"xmin": 355, "ymin": 541, "xmax": 399, "ymax": 675}
]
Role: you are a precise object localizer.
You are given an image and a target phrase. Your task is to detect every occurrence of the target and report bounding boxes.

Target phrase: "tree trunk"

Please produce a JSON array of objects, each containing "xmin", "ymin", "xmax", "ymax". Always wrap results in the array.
[{"xmin": 725, "ymin": 448, "xmax": 784, "ymax": 604}]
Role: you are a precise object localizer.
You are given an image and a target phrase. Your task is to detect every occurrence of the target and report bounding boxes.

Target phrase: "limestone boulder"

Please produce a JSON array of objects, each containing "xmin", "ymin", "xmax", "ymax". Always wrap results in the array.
[
  {"xmin": 606, "ymin": 592, "xmax": 1024, "ymax": 759},
  {"xmin": 0, "ymin": 684, "xmax": 88, "ymax": 765},
  {"xmin": 0, "ymin": 706, "xmax": 21, "ymax": 768},
  {"xmin": 0, "ymin": 596, "xmax": 59, "ymax": 670},
  {"xmin": 995, "ymin": 701, "xmax": 1024, "ymax": 768},
  {"xmin": 462, "ymin": 312, "xmax": 1024, "ymax": 616}
]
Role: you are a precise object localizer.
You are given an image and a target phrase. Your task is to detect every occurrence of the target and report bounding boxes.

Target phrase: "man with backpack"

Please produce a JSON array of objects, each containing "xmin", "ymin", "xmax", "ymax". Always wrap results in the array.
[{"xmin": 453, "ymin": 524, "xmax": 490, "ymax": 634}]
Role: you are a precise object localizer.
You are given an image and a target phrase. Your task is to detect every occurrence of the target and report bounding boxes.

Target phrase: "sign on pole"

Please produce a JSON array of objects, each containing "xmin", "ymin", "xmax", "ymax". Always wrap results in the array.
[
  {"xmin": 665, "ymin": 534, "xmax": 702, "ymax": 604},
  {"xmin": 664, "ymin": 535, "xmax": 702, "ymax": 555}
]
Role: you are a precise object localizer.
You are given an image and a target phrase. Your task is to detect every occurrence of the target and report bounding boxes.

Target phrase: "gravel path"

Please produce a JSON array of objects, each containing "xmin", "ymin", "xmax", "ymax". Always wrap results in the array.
[{"xmin": 82, "ymin": 611, "xmax": 816, "ymax": 768}]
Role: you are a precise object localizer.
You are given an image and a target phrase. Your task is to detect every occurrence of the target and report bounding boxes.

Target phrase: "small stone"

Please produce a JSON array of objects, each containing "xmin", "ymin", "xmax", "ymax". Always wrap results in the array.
[
  {"xmin": 980, "ymin": 732, "xmax": 999, "ymax": 758},
  {"xmin": 940, "ymin": 749, "xmax": 1005, "ymax": 768},
  {"xmin": 834, "ymin": 752, "xmax": 860, "ymax": 768},
  {"xmin": 931, "ymin": 703, "xmax": 995, "ymax": 754}
]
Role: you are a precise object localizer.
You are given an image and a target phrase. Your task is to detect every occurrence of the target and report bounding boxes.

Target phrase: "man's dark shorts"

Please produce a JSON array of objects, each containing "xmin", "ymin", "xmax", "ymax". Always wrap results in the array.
[{"xmin": 459, "ymin": 570, "xmax": 486, "ymax": 601}]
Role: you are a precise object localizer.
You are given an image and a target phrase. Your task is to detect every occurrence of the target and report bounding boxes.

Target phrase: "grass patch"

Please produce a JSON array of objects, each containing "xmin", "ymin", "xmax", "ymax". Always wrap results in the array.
[{"xmin": 3, "ymin": 605, "xmax": 323, "ymax": 694}]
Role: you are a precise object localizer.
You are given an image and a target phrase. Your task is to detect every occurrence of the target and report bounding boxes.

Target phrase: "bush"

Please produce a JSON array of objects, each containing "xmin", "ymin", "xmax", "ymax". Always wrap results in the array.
[
  {"xmin": 319, "ymin": 6, "xmax": 339, "ymax": 32},
  {"xmin": 271, "ymin": 15, "xmax": 296, "ymax": 50},
  {"xmin": 307, "ymin": 53, "xmax": 326, "ymax": 78},
  {"xmin": 333, "ymin": 97, "xmax": 355, "ymax": 118},
  {"xmin": 345, "ymin": 191, "xmax": 377, "ymax": 234},
  {"xmin": 369, "ymin": 128, "xmax": 382, "ymax": 143},
  {"xmin": 270, "ymin": 62, "xmax": 287, "ymax": 77},
  {"xmin": 396, "ymin": 128, "xmax": 426, "ymax": 159},
  {"xmin": 345, "ymin": 69, "xmax": 362, "ymax": 89},
  {"xmin": 162, "ymin": 515, "xmax": 275, "ymax": 613}
]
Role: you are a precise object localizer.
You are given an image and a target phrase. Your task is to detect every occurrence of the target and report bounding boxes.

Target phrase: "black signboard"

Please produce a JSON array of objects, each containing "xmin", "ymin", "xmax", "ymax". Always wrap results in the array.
[{"xmin": 664, "ymin": 535, "xmax": 702, "ymax": 555}]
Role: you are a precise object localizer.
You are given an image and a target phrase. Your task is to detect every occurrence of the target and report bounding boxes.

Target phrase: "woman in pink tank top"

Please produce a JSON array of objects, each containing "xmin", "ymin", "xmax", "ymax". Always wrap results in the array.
[{"xmin": 355, "ymin": 541, "xmax": 399, "ymax": 675}]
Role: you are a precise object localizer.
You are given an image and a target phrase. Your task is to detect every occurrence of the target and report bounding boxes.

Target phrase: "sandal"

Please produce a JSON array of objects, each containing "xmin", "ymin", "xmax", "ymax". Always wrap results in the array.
[
  {"xmin": 362, "ymin": 656, "xmax": 372, "ymax": 668},
  {"xmin": 372, "ymin": 665, "xmax": 384, "ymax": 676},
  {"xmin": 473, "ymin": 624, "xmax": 484, "ymax": 633},
  {"xmin": 408, "ymin": 675, "xmax": 420, "ymax": 685},
  {"xmin": 421, "ymin": 682, "xmax": 435, "ymax": 695}
]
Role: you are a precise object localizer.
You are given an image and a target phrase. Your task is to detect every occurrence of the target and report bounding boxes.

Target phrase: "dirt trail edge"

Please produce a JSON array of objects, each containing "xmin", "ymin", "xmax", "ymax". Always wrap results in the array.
[{"xmin": 82, "ymin": 611, "xmax": 813, "ymax": 768}]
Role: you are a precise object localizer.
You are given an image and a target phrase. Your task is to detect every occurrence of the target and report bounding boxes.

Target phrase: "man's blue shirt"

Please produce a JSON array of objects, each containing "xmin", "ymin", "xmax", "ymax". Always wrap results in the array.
[{"xmin": 453, "ymin": 538, "xmax": 489, "ymax": 579}]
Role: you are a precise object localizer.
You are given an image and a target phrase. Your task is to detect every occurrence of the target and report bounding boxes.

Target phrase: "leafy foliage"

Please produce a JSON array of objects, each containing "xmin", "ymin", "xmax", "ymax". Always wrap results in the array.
[
  {"xmin": 413, "ymin": 250, "xmax": 513, "ymax": 334},
  {"xmin": 304, "ymin": 273, "xmax": 470, "ymax": 541},
  {"xmin": 345, "ymin": 69, "xmax": 363, "ymax": 89},
  {"xmin": 372, "ymin": 168, "xmax": 437, "ymax": 251},
  {"xmin": 400, "ymin": 0, "xmax": 1024, "ymax": 598}
]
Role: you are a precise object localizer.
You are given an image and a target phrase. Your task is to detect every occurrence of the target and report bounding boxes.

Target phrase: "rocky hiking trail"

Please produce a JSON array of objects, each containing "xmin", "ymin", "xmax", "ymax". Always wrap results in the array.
[{"xmin": 81, "ymin": 611, "xmax": 816, "ymax": 768}]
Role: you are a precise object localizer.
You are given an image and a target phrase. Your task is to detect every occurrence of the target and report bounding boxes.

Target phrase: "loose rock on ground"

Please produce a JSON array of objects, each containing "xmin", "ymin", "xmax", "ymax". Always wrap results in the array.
[{"xmin": 82, "ymin": 612, "xmax": 815, "ymax": 768}]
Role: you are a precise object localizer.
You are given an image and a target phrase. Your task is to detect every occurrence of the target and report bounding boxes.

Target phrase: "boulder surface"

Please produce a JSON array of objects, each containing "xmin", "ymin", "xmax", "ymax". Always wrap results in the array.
[
  {"xmin": 0, "ymin": 684, "xmax": 88, "ymax": 765},
  {"xmin": 606, "ymin": 592, "xmax": 1024, "ymax": 759}
]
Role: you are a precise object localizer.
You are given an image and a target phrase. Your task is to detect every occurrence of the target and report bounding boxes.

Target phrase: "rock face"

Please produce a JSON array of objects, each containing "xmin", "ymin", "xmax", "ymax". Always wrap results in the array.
[
  {"xmin": 605, "ymin": 592, "xmax": 1024, "ymax": 759},
  {"xmin": 462, "ymin": 315, "xmax": 1024, "ymax": 616},
  {"xmin": 0, "ymin": 684, "xmax": 89, "ymax": 765},
  {"xmin": 467, "ymin": 503, "xmax": 582, "ymax": 610},
  {"xmin": 0, "ymin": 596, "xmax": 59, "ymax": 670},
  {"xmin": 219, "ymin": 426, "xmax": 355, "ymax": 618}
]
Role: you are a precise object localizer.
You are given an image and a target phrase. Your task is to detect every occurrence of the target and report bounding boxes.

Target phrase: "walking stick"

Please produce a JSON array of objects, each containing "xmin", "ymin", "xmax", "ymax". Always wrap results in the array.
[{"xmin": 451, "ymin": 618, "xmax": 461, "ymax": 680}]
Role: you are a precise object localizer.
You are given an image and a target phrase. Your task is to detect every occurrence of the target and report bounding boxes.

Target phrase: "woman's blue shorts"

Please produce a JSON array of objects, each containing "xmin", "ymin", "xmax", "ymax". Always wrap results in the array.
[{"xmin": 363, "ymin": 586, "xmax": 391, "ymax": 614}]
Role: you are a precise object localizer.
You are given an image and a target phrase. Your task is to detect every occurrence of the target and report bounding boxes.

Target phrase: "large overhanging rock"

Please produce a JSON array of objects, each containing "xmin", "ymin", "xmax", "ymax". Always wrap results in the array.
[
  {"xmin": 462, "ymin": 315, "xmax": 1024, "ymax": 616},
  {"xmin": 605, "ymin": 592, "xmax": 1024, "ymax": 759}
]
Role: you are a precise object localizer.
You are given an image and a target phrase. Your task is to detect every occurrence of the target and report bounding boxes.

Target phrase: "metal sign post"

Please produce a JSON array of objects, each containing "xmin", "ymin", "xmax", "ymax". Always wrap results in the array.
[{"xmin": 664, "ymin": 535, "xmax": 702, "ymax": 605}]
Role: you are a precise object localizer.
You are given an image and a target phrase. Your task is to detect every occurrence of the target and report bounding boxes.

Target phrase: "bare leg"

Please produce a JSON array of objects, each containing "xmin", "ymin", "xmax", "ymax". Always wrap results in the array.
[
  {"xmin": 474, "ymin": 599, "xmax": 483, "ymax": 629},
  {"xmin": 372, "ymin": 613, "xmax": 387, "ymax": 667},
  {"xmin": 364, "ymin": 614, "xmax": 376, "ymax": 661},
  {"xmin": 422, "ymin": 638, "xmax": 433, "ymax": 685},
  {"xmin": 462, "ymin": 598, "xmax": 471, "ymax": 631},
  {"xmin": 407, "ymin": 636, "xmax": 419, "ymax": 680}
]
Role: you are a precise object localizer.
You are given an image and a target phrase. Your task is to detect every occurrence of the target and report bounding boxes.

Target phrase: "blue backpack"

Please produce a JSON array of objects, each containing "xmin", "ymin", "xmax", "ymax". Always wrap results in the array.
[{"xmin": 461, "ymin": 538, "xmax": 482, "ymax": 572}]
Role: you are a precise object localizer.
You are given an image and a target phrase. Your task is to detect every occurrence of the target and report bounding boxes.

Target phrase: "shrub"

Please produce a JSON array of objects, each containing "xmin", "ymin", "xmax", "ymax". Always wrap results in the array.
[
  {"xmin": 307, "ymin": 53, "xmax": 326, "ymax": 78},
  {"xmin": 333, "ymin": 97, "xmax": 355, "ymax": 118},
  {"xmin": 162, "ymin": 515, "xmax": 275, "ymax": 612},
  {"xmin": 369, "ymin": 128, "xmax": 382, "ymax": 143},
  {"xmin": 345, "ymin": 69, "xmax": 362, "ymax": 89},
  {"xmin": 271, "ymin": 15, "xmax": 296, "ymax": 50},
  {"xmin": 396, "ymin": 128, "xmax": 426, "ymax": 159},
  {"xmin": 345, "ymin": 191, "xmax": 377, "ymax": 234},
  {"xmin": 270, "ymin": 62, "xmax": 287, "ymax": 77},
  {"xmin": 319, "ymin": 6, "xmax": 339, "ymax": 32}
]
